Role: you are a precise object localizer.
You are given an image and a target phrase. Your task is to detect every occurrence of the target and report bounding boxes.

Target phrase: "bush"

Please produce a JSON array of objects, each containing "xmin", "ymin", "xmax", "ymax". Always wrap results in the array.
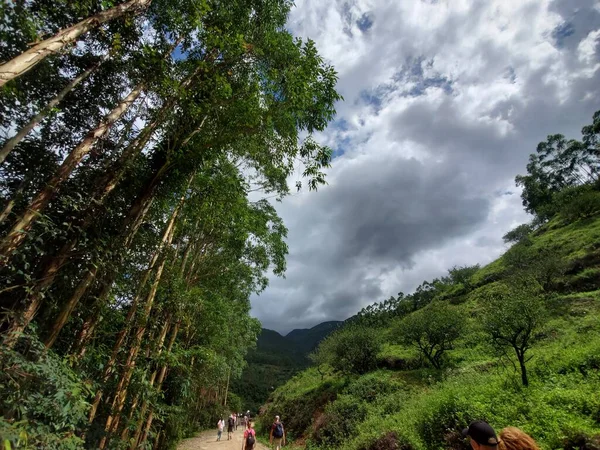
[
  {"xmin": 343, "ymin": 372, "xmax": 405, "ymax": 403},
  {"xmin": 312, "ymin": 395, "xmax": 369, "ymax": 447},
  {"xmin": 260, "ymin": 375, "xmax": 344, "ymax": 441},
  {"xmin": 314, "ymin": 325, "xmax": 382, "ymax": 375},
  {"xmin": 0, "ymin": 335, "xmax": 91, "ymax": 449},
  {"xmin": 416, "ymin": 392, "xmax": 474, "ymax": 450},
  {"xmin": 358, "ymin": 432, "xmax": 414, "ymax": 450},
  {"xmin": 561, "ymin": 190, "xmax": 600, "ymax": 222}
]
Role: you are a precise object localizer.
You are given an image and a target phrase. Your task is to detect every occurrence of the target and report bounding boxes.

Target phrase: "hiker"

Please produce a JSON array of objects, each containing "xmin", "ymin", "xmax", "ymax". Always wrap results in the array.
[
  {"xmin": 228, "ymin": 413, "xmax": 236, "ymax": 440},
  {"xmin": 217, "ymin": 418, "xmax": 225, "ymax": 441},
  {"xmin": 462, "ymin": 420, "xmax": 499, "ymax": 449},
  {"xmin": 269, "ymin": 415, "xmax": 286, "ymax": 449},
  {"xmin": 242, "ymin": 421, "xmax": 256, "ymax": 450},
  {"xmin": 498, "ymin": 427, "xmax": 540, "ymax": 450}
]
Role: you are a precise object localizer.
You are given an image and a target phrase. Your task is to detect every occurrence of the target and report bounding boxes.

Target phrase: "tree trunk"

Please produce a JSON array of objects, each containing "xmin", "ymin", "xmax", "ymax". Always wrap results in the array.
[
  {"xmin": 136, "ymin": 321, "xmax": 179, "ymax": 448},
  {"xmin": 224, "ymin": 367, "xmax": 230, "ymax": 407},
  {"xmin": 516, "ymin": 349, "xmax": 529, "ymax": 386},
  {"xmin": 87, "ymin": 198, "xmax": 181, "ymax": 425},
  {"xmin": 71, "ymin": 276, "xmax": 113, "ymax": 358},
  {"xmin": 0, "ymin": 83, "xmax": 144, "ymax": 264},
  {"xmin": 44, "ymin": 266, "xmax": 98, "ymax": 348},
  {"xmin": 98, "ymin": 175, "xmax": 192, "ymax": 447},
  {"xmin": 98, "ymin": 233, "xmax": 173, "ymax": 449},
  {"xmin": 0, "ymin": 0, "xmax": 151, "ymax": 86},
  {"xmin": 126, "ymin": 317, "xmax": 171, "ymax": 446},
  {"xmin": 0, "ymin": 58, "xmax": 105, "ymax": 165}
]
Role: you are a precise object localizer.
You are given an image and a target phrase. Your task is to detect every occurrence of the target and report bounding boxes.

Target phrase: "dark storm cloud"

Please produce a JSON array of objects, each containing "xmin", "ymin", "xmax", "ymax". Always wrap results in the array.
[{"xmin": 254, "ymin": 155, "xmax": 490, "ymax": 332}]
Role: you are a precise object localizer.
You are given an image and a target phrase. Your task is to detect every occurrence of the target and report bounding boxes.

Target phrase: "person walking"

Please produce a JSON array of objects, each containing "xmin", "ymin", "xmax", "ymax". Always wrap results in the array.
[
  {"xmin": 498, "ymin": 427, "xmax": 540, "ymax": 450},
  {"xmin": 227, "ymin": 413, "xmax": 235, "ymax": 440},
  {"xmin": 462, "ymin": 420, "xmax": 499, "ymax": 450},
  {"xmin": 217, "ymin": 418, "xmax": 225, "ymax": 441},
  {"xmin": 242, "ymin": 421, "xmax": 256, "ymax": 450},
  {"xmin": 269, "ymin": 415, "xmax": 286, "ymax": 449}
]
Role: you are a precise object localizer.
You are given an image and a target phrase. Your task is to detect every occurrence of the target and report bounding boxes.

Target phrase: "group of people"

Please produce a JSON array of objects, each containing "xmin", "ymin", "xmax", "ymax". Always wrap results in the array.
[
  {"xmin": 217, "ymin": 412, "xmax": 286, "ymax": 450},
  {"xmin": 463, "ymin": 420, "xmax": 540, "ymax": 450},
  {"xmin": 219, "ymin": 416, "xmax": 534, "ymax": 450}
]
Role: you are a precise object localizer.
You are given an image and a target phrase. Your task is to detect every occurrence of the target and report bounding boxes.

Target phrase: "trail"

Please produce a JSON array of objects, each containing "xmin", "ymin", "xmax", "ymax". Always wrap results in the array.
[{"xmin": 177, "ymin": 428, "xmax": 270, "ymax": 450}]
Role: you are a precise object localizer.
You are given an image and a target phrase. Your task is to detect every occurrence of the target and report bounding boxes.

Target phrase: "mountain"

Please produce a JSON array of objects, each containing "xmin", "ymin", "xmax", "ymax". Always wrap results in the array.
[
  {"xmin": 232, "ymin": 323, "xmax": 341, "ymax": 412},
  {"xmin": 285, "ymin": 321, "xmax": 343, "ymax": 354},
  {"xmin": 250, "ymin": 328, "xmax": 308, "ymax": 367}
]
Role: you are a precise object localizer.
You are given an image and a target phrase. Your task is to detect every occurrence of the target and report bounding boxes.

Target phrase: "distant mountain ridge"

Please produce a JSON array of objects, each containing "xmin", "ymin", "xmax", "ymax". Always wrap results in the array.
[
  {"xmin": 285, "ymin": 320, "xmax": 343, "ymax": 354},
  {"xmin": 232, "ymin": 320, "xmax": 343, "ymax": 412}
]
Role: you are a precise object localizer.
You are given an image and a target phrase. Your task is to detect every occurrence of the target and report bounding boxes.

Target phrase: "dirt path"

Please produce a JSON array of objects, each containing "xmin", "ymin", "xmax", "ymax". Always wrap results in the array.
[{"xmin": 177, "ymin": 428, "xmax": 270, "ymax": 450}]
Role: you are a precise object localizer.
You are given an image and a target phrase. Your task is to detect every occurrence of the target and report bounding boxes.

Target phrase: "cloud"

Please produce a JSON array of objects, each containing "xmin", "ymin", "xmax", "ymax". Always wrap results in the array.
[{"xmin": 251, "ymin": 0, "xmax": 600, "ymax": 334}]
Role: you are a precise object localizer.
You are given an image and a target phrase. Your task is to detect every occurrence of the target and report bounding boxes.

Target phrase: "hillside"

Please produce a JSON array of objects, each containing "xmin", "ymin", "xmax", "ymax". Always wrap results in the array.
[{"xmin": 256, "ymin": 211, "xmax": 600, "ymax": 450}]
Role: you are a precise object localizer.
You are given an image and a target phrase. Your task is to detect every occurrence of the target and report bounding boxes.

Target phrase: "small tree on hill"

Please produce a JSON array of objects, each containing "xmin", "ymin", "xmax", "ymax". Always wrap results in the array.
[
  {"xmin": 502, "ymin": 223, "xmax": 534, "ymax": 245},
  {"xmin": 312, "ymin": 325, "xmax": 381, "ymax": 376},
  {"xmin": 480, "ymin": 279, "xmax": 547, "ymax": 386},
  {"xmin": 396, "ymin": 302, "xmax": 465, "ymax": 369}
]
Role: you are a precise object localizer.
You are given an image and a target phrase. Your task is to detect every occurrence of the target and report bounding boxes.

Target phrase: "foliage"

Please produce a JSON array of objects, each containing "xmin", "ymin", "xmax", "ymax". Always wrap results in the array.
[
  {"xmin": 0, "ymin": 334, "xmax": 90, "ymax": 449},
  {"xmin": 515, "ymin": 112, "xmax": 600, "ymax": 220},
  {"xmin": 395, "ymin": 302, "xmax": 465, "ymax": 369},
  {"xmin": 313, "ymin": 325, "xmax": 382, "ymax": 376},
  {"xmin": 503, "ymin": 223, "xmax": 534, "ymax": 244},
  {"xmin": 312, "ymin": 394, "xmax": 369, "ymax": 447},
  {"xmin": 479, "ymin": 279, "xmax": 548, "ymax": 387}
]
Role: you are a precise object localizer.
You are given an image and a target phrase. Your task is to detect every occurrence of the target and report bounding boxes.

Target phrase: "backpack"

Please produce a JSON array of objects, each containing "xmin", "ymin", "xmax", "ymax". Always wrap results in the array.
[
  {"xmin": 273, "ymin": 422, "xmax": 284, "ymax": 438},
  {"xmin": 246, "ymin": 430, "xmax": 256, "ymax": 448},
  {"xmin": 228, "ymin": 417, "xmax": 235, "ymax": 427}
]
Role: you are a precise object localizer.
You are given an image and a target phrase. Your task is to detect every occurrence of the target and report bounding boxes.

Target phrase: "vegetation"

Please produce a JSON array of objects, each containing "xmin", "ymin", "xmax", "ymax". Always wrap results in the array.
[
  {"xmin": 395, "ymin": 302, "xmax": 464, "ymax": 370},
  {"xmin": 0, "ymin": 0, "xmax": 340, "ymax": 448},
  {"xmin": 258, "ymin": 111, "xmax": 600, "ymax": 450},
  {"xmin": 311, "ymin": 324, "xmax": 382, "ymax": 376}
]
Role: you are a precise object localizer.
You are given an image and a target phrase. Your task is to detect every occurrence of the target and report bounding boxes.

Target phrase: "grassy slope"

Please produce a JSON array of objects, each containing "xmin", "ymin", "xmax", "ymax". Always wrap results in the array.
[{"xmin": 258, "ymin": 215, "xmax": 600, "ymax": 450}]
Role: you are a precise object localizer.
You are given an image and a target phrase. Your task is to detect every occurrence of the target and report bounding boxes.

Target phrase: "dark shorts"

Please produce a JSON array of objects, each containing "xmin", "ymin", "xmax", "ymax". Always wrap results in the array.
[{"xmin": 228, "ymin": 425, "xmax": 234, "ymax": 432}]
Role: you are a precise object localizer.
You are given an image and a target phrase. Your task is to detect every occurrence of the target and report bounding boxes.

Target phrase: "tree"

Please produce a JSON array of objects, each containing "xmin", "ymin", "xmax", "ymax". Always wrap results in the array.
[
  {"xmin": 480, "ymin": 280, "xmax": 547, "ymax": 386},
  {"xmin": 313, "ymin": 325, "xmax": 381, "ymax": 376},
  {"xmin": 396, "ymin": 301, "xmax": 464, "ymax": 369},
  {"xmin": 447, "ymin": 264, "xmax": 480, "ymax": 291},
  {"xmin": 516, "ymin": 111, "xmax": 600, "ymax": 219},
  {"xmin": 503, "ymin": 243, "xmax": 567, "ymax": 292},
  {"xmin": 502, "ymin": 223, "xmax": 534, "ymax": 245}
]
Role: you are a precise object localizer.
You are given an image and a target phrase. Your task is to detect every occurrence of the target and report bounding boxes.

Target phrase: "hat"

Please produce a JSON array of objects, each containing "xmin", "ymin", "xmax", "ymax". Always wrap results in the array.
[{"xmin": 462, "ymin": 421, "xmax": 498, "ymax": 446}]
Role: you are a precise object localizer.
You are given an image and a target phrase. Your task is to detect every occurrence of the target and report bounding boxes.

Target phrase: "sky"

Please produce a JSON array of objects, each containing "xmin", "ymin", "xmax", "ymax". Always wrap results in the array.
[{"xmin": 250, "ymin": 0, "xmax": 600, "ymax": 335}]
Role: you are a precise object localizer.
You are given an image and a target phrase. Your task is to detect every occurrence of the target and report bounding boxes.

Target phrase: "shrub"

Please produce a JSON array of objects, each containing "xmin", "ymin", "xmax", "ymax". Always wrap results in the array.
[
  {"xmin": 359, "ymin": 431, "xmax": 414, "ymax": 450},
  {"xmin": 343, "ymin": 372, "xmax": 405, "ymax": 403},
  {"xmin": 0, "ymin": 335, "xmax": 91, "ymax": 449},
  {"xmin": 312, "ymin": 395, "xmax": 369, "ymax": 447},
  {"xmin": 557, "ymin": 186, "xmax": 600, "ymax": 222},
  {"xmin": 314, "ymin": 325, "xmax": 382, "ymax": 376}
]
